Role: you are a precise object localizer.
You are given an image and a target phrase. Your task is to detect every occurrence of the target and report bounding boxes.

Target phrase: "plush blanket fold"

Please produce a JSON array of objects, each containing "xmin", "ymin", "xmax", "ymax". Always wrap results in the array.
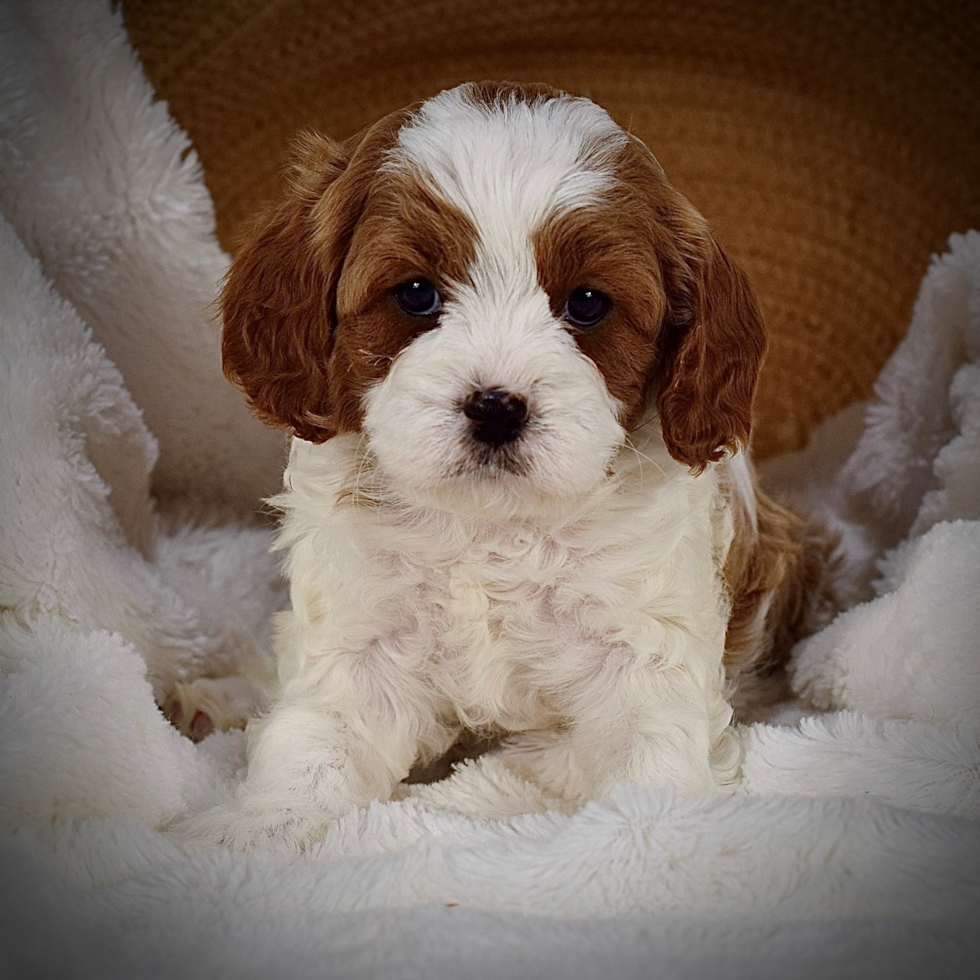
[{"xmin": 1, "ymin": 1, "xmax": 977, "ymax": 977}]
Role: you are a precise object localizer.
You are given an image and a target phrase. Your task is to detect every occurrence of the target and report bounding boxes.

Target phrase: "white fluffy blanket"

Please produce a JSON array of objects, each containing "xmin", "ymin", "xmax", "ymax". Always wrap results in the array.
[{"xmin": 1, "ymin": 2, "xmax": 978, "ymax": 977}]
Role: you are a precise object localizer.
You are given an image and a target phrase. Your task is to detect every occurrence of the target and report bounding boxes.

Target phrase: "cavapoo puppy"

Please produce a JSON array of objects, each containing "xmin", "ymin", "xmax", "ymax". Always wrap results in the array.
[{"xmin": 175, "ymin": 81, "xmax": 836, "ymax": 850}]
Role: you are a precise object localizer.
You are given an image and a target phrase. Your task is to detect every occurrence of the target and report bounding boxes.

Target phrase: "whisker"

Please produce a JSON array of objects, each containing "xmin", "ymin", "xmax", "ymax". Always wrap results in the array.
[
  {"xmin": 356, "ymin": 349, "xmax": 396, "ymax": 369},
  {"xmin": 623, "ymin": 434, "xmax": 667, "ymax": 480},
  {"xmin": 630, "ymin": 413, "xmax": 659, "ymax": 432},
  {"xmin": 350, "ymin": 432, "xmax": 375, "ymax": 518}
]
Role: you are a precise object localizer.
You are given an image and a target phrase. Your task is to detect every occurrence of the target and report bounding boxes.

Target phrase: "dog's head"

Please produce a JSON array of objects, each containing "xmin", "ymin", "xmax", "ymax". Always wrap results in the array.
[{"xmin": 222, "ymin": 81, "xmax": 766, "ymax": 513}]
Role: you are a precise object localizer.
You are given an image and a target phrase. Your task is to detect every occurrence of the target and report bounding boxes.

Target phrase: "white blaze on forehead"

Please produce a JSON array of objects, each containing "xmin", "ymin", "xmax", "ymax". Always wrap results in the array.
[{"xmin": 390, "ymin": 86, "xmax": 626, "ymax": 263}]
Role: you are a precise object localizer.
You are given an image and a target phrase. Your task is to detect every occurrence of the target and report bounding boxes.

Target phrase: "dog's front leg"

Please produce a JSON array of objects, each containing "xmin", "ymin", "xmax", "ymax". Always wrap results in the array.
[
  {"xmin": 172, "ymin": 649, "xmax": 450, "ymax": 851},
  {"xmin": 581, "ymin": 656, "xmax": 742, "ymax": 797},
  {"xmin": 505, "ymin": 654, "xmax": 741, "ymax": 801}
]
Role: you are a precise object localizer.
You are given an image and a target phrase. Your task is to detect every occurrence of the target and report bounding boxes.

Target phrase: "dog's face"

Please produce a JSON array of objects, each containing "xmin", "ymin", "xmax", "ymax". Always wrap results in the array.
[{"xmin": 222, "ymin": 82, "xmax": 766, "ymax": 513}]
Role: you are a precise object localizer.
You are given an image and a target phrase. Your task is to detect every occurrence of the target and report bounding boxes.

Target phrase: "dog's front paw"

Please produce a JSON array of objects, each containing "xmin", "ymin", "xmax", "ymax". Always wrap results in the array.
[
  {"xmin": 162, "ymin": 677, "xmax": 267, "ymax": 742},
  {"xmin": 169, "ymin": 797, "xmax": 347, "ymax": 853}
]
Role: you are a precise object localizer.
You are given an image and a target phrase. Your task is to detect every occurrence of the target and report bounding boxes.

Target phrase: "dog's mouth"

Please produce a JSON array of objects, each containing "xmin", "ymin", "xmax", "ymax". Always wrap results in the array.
[{"xmin": 452, "ymin": 437, "xmax": 531, "ymax": 479}]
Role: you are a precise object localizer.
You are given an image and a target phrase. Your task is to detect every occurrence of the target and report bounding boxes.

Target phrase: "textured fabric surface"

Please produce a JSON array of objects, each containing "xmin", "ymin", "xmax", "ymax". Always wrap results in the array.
[
  {"xmin": 0, "ymin": 0, "xmax": 285, "ymax": 510},
  {"xmin": 121, "ymin": 0, "xmax": 980, "ymax": 458}
]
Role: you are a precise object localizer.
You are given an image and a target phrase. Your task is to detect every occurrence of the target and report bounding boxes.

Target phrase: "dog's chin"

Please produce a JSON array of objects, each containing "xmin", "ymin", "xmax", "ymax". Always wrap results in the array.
[{"xmin": 381, "ymin": 441, "xmax": 619, "ymax": 522}]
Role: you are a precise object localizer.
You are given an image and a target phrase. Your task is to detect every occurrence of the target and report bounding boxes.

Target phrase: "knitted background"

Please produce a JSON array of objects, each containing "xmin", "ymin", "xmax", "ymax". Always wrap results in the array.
[{"xmin": 122, "ymin": 0, "xmax": 980, "ymax": 458}]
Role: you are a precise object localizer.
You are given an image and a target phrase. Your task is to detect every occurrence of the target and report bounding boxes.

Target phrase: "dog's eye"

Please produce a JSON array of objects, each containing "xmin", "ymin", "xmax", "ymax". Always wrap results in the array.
[
  {"xmin": 393, "ymin": 278, "xmax": 443, "ymax": 317},
  {"xmin": 563, "ymin": 287, "xmax": 611, "ymax": 329}
]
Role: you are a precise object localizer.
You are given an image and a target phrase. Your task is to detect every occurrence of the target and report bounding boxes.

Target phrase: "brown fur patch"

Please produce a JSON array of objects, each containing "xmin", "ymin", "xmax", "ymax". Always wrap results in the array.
[
  {"xmin": 533, "ymin": 134, "xmax": 768, "ymax": 466},
  {"xmin": 722, "ymin": 476, "xmax": 840, "ymax": 718},
  {"xmin": 220, "ymin": 105, "xmax": 478, "ymax": 442},
  {"xmin": 532, "ymin": 184, "xmax": 667, "ymax": 430},
  {"xmin": 461, "ymin": 79, "xmax": 566, "ymax": 108},
  {"xmin": 220, "ymin": 128, "xmax": 349, "ymax": 442},
  {"xmin": 326, "ymin": 167, "xmax": 478, "ymax": 433}
]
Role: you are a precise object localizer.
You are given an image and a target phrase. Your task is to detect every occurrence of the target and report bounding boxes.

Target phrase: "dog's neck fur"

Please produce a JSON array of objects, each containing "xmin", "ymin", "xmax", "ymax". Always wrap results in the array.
[{"xmin": 277, "ymin": 421, "xmax": 738, "ymax": 565}]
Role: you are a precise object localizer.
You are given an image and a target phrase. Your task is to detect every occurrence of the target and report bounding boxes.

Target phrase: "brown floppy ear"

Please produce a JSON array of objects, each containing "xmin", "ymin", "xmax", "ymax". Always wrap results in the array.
[
  {"xmin": 220, "ymin": 131, "xmax": 350, "ymax": 443},
  {"xmin": 656, "ymin": 214, "xmax": 768, "ymax": 472},
  {"xmin": 221, "ymin": 109, "xmax": 411, "ymax": 442}
]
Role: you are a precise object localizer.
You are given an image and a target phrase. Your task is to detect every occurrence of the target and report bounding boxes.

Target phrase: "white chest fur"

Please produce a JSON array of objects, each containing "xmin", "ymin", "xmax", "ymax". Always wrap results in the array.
[{"xmin": 275, "ymin": 432, "xmax": 735, "ymax": 745}]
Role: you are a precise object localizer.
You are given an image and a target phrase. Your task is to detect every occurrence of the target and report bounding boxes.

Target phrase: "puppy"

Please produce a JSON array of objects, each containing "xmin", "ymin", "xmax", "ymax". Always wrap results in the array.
[{"xmin": 189, "ymin": 81, "xmax": 835, "ymax": 849}]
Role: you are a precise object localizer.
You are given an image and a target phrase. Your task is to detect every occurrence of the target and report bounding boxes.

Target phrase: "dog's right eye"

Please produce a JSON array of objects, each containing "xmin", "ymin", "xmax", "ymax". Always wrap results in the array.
[
  {"xmin": 563, "ymin": 286, "xmax": 611, "ymax": 329},
  {"xmin": 393, "ymin": 278, "xmax": 443, "ymax": 317}
]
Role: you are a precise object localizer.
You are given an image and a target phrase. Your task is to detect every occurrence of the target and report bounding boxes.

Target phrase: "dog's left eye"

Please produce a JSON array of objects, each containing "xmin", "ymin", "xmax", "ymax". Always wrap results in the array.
[
  {"xmin": 563, "ymin": 287, "xmax": 611, "ymax": 329},
  {"xmin": 393, "ymin": 278, "xmax": 443, "ymax": 316}
]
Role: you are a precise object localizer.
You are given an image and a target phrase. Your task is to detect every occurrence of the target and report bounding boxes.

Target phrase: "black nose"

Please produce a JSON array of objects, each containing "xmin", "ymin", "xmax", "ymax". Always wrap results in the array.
[{"xmin": 462, "ymin": 388, "xmax": 529, "ymax": 446}]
